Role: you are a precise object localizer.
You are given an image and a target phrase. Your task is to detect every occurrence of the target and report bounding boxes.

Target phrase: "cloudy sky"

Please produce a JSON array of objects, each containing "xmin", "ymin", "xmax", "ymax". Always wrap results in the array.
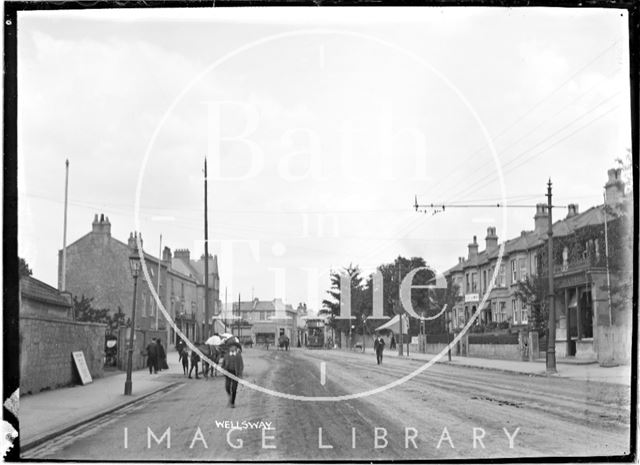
[{"xmin": 17, "ymin": 7, "xmax": 631, "ymax": 312}]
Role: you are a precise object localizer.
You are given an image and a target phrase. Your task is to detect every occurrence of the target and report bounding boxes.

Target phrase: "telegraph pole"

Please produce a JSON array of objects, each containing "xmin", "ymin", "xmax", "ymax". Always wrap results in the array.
[
  {"xmin": 397, "ymin": 261, "xmax": 403, "ymax": 356},
  {"xmin": 61, "ymin": 159, "xmax": 69, "ymax": 292},
  {"xmin": 546, "ymin": 180, "xmax": 557, "ymax": 373},
  {"xmin": 156, "ymin": 234, "xmax": 162, "ymax": 331},
  {"xmin": 204, "ymin": 158, "xmax": 210, "ymax": 340}
]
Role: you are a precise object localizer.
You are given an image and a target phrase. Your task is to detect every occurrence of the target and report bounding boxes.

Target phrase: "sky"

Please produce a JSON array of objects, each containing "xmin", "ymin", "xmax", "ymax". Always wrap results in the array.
[{"xmin": 17, "ymin": 6, "xmax": 631, "ymax": 313}]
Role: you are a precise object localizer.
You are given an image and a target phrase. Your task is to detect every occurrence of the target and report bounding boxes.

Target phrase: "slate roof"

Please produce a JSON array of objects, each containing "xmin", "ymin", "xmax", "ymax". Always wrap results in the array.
[
  {"xmin": 21, "ymin": 276, "xmax": 72, "ymax": 308},
  {"xmin": 446, "ymin": 202, "xmax": 621, "ymax": 275}
]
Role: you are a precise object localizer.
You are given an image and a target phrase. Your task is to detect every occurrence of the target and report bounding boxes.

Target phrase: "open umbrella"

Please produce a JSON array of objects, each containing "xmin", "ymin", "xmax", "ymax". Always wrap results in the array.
[
  {"xmin": 220, "ymin": 333, "xmax": 234, "ymax": 340},
  {"xmin": 205, "ymin": 335, "xmax": 224, "ymax": 346}
]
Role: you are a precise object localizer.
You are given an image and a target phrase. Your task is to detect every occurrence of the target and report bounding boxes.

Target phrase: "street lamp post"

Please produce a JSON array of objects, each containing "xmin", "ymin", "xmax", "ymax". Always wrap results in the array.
[{"xmin": 124, "ymin": 248, "xmax": 141, "ymax": 396}]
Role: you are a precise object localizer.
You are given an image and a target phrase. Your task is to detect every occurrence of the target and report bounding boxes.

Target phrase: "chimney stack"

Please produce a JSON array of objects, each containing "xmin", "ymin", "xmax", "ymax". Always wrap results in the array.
[
  {"xmin": 604, "ymin": 168, "xmax": 625, "ymax": 206},
  {"xmin": 92, "ymin": 213, "xmax": 111, "ymax": 236},
  {"xmin": 468, "ymin": 235, "xmax": 478, "ymax": 260},
  {"xmin": 566, "ymin": 203, "xmax": 579, "ymax": 218},
  {"xmin": 485, "ymin": 227, "xmax": 498, "ymax": 252},
  {"xmin": 128, "ymin": 232, "xmax": 143, "ymax": 250},
  {"xmin": 174, "ymin": 249, "xmax": 191, "ymax": 262},
  {"xmin": 163, "ymin": 246, "xmax": 172, "ymax": 262},
  {"xmin": 534, "ymin": 203, "xmax": 548, "ymax": 235}
]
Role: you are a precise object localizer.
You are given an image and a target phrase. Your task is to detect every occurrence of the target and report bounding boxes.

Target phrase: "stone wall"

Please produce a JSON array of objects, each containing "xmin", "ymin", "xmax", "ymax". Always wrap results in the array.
[
  {"xmin": 20, "ymin": 315, "xmax": 107, "ymax": 395},
  {"xmin": 595, "ymin": 325, "xmax": 632, "ymax": 366}
]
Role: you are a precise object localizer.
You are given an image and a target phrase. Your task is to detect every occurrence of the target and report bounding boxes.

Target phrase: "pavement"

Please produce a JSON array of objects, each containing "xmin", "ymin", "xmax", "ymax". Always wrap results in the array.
[
  {"xmin": 351, "ymin": 345, "xmax": 632, "ymax": 385},
  {"xmin": 20, "ymin": 349, "xmax": 185, "ymax": 451},
  {"xmin": 19, "ymin": 345, "xmax": 631, "ymax": 452}
]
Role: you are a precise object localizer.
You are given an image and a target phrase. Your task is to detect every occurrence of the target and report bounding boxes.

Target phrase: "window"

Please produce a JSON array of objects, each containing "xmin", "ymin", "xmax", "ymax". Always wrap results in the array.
[
  {"xmin": 521, "ymin": 302, "xmax": 528, "ymax": 324},
  {"xmin": 511, "ymin": 260, "xmax": 517, "ymax": 284},
  {"xmin": 499, "ymin": 301, "xmax": 506, "ymax": 322},
  {"xmin": 511, "ymin": 299, "xmax": 517, "ymax": 324},
  {"xmin": 519, "ymin": 258, "xmax": 527, "ymax": 281},
  {"xmin": 466, "ymin": 273, "xmax": 470, "ymax": 293},
  {"xmin": 483, "ymin": 270, "xmax": 487, "ymax": 293},
  {"xmin": 471, "ymin": 273, "xmax": 478, "ymax": 292},
  {"xmin": 498, "ymin": 265, "xmax": 506, "ymax": 287}
]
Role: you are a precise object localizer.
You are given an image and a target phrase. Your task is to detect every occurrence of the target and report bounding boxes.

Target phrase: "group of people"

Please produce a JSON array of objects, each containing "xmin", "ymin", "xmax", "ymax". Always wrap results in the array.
[
  {"xmin": 145, "ymin": 338, "xmax": 168, "ymax": 374},
  {"xmin": 175, "ymin": 337, "xmax": 244, "ymax": 408}
]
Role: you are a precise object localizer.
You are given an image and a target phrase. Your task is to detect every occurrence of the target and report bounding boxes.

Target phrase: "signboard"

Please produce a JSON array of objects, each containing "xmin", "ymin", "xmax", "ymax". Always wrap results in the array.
[
  {"xmin": 72, "ymin": 351, "xmax": 93, "ymax": 385},
  {"xmin": 464, "ymin": 293, "xmax": 479, "ymax": 303}
]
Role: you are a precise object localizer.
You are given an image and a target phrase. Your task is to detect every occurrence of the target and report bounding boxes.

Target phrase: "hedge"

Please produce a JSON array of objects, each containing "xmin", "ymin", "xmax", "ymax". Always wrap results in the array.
[
  {"xmin": 468, "ymin": 333, "xmax": 519, "ymax": 345},
  {"xmin": 425, "ymin": 333, "xmax": 451, "ymax": 344}
]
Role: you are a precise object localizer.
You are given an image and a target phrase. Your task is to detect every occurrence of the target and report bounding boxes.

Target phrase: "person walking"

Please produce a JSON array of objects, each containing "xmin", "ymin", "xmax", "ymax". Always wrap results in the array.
[
  {"xmin": 222, "ymin": 343, "xmax": 244, "ymax": 408},
  {"xmin": 176, "ymin": 338, "xmax": 185, "ymax": 362},
  {"xmin": 179, "ymin": 346, "xmax": 189, "ymax": 375},
  {"xmin": 390, "ymin": 334, "xmax": 396, "ymax": 350},
  {"xmin": 189, "ymin": 346, "xmax": 200, "ymax": 379},
  {"xmin": 374, "ymin": 334, "xmax": 385, "ymax": 365},
  {"xmin": 146, "ymin": 338, "xmax": 159, "ymax": 374},
  {"xmin": 156, "ymin": 338, "xmax": 167, "ymax": 371}
]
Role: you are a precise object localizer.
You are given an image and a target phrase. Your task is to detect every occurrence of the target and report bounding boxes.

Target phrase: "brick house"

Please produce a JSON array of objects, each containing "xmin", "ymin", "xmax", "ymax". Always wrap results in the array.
[
  {"xmin": 445, "ymin": 168, "xmax": 632, "ymax": 364},
  {"xmin": 59, "ymin": 214, "xmax": 221, "ymax": 345}
]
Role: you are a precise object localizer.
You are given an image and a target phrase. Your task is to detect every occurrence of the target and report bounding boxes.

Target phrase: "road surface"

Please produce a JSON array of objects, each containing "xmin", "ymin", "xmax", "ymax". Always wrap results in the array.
[{"xmin": 24, "ymin": 348, "xmax": 631, "ymax": 461}]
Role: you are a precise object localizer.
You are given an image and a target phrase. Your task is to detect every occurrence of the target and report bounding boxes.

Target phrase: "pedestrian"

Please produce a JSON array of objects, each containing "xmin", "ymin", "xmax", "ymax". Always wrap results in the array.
[
  {"xmin": 390, "ymin": 334, "xmax": 396, "ymax": 350},
  {"xmin": 374, "ymin": 333, "xmax": 385, "ymax": 365},
  {"xmin": 146, "ymin": 338, "xmax": 159, "ymax": 374},
  {"xmin": 222, "ymin": 343, "xmax": 244, "ymax": 408},
  {"xmin": 201, "ymin": 345, "xmax": 210, "ymax": 379},
  {"xmin": 189, "ymin": 346, "xmax": 200, "ymax": 379},
  {"xmin": 179, "ymin": 346, "xmax": 189, "ymax": 375},
  {"xmin": 176, "ymin": 338, "xmax": 185, "ymax": 362},
  {"xmin": 156, "ymin": 338, "xmax": 168, "ymax": 371}
]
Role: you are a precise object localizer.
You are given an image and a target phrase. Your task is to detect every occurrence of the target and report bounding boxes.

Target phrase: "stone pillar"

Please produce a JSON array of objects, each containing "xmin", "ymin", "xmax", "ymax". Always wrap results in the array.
[{"xmin": 528, "ymin": 331, "xmax": 539, "ymax": 361}]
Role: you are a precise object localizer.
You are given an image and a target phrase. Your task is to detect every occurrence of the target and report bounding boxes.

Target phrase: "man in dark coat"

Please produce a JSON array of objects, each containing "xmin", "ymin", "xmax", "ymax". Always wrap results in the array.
[
  {"xmin": 156, "ymin": 339, "xmax": 167, "ymax": 371},
  {"xmin": 178, "ymin": 346, "xmax": 189, "ymax": 375},
  {"xmin": 146, "ymin": 338, "xmax": 159, "ymax": 374},
  {"xmin": 374, "ymin": 334, "xmax": 385, "ymax": 365},
  {"xmin": 222, "ymin": 344, "xmax": 244, "ymax": 408}
]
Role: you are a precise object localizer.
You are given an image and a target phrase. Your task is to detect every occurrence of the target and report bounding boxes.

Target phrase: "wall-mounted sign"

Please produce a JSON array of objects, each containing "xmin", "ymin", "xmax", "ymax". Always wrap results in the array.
[
  {"xmin": 464, "ymin": 293, "xmax": 480, "ymax": 303},
  {"xmin": 72, "ymin": 351, "xmax": 93, "ymax": 385}
]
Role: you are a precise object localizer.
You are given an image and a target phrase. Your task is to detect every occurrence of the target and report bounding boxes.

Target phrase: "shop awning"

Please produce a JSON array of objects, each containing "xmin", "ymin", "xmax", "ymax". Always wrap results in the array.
[{"xmin": 374, "ymin": 314, "xmax": 409, "ymax": 334}]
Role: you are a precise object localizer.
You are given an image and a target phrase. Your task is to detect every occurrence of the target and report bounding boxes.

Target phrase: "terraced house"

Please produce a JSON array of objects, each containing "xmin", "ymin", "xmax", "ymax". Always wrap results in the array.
[{"xmin": 445, "ymin": 168, "xmax": 632, "ymax": 365}]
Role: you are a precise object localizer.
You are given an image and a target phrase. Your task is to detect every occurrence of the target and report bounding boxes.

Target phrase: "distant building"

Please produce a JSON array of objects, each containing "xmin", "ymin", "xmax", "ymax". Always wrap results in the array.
[
  {"xmin": 445, "ymin": 168, "xmax": 631, "ymax": 364},
  {"xmin": 232, "ymin": 298, "xmax": 298, "ymax": 346},
  {"xmin": 59, "ymin": 214, "xmax": 221, "ymax": 345}
]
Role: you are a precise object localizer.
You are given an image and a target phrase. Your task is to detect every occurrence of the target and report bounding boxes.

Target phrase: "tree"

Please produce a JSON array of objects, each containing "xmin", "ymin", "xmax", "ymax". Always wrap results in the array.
[
  {"xmin": 73, "ymin": 295, "xmax": 128, "ymax": 333},
  {"xmin": 514, "ymin": 275, "xmax": 549, "ymax": 334},
  {"xmin": 614, "ymin": 148, "xmax": 632, "ymax": 195},
  {"xmin": 320, "ymin": 264, "xmax": 367, "ymax": 338},
  {"xmin": 19, "ymin": 257, "xmax": 32, "ymax": 278},
  {"xmin": 363, "ymin": 256, "xmax": 435, "ymax": 336}
]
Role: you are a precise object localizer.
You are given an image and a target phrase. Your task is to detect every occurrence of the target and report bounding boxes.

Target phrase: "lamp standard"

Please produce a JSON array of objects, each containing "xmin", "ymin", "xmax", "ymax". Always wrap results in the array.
[{"xmin": 124, "ymin": 248, "xmax": 141, "ymax": 396}]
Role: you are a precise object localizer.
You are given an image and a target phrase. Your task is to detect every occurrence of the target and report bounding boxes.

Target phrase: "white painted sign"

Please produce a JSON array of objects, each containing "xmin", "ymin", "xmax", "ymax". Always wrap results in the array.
[
  {"xmin": 72, "ymin": 351, "xmax": 93, "ymax": 385},
  {"xmin": 464, "ymin": 293, "xmax": 479, "ymax": 303}
]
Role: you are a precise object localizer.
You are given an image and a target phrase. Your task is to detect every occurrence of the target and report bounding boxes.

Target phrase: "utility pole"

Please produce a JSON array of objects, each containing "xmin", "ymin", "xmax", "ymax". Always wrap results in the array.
[
  {"xmin": 156, "ymin": 234, "xmax": 162, "ymax": 331},
  {"xmin": 224, "ymin": 286, "xmax": 228, "ymax": 331},
  {"xmin": 237, "ymin": 293, "xmax": 241, "ymax": 338},
  {"xmin": 204, "ymin": 158, "xmax": 210, "ymax": 341},
  {"xmin": 397, "ymin": 261, "xmax": 403, "ymax": 357},
  {"xmin": 546, "ymin": 179, "xmax": 557, "ymax": 373},
  {"xmin": 61, "ymin": 159, "xmax": 69, "ymax": 292}
]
